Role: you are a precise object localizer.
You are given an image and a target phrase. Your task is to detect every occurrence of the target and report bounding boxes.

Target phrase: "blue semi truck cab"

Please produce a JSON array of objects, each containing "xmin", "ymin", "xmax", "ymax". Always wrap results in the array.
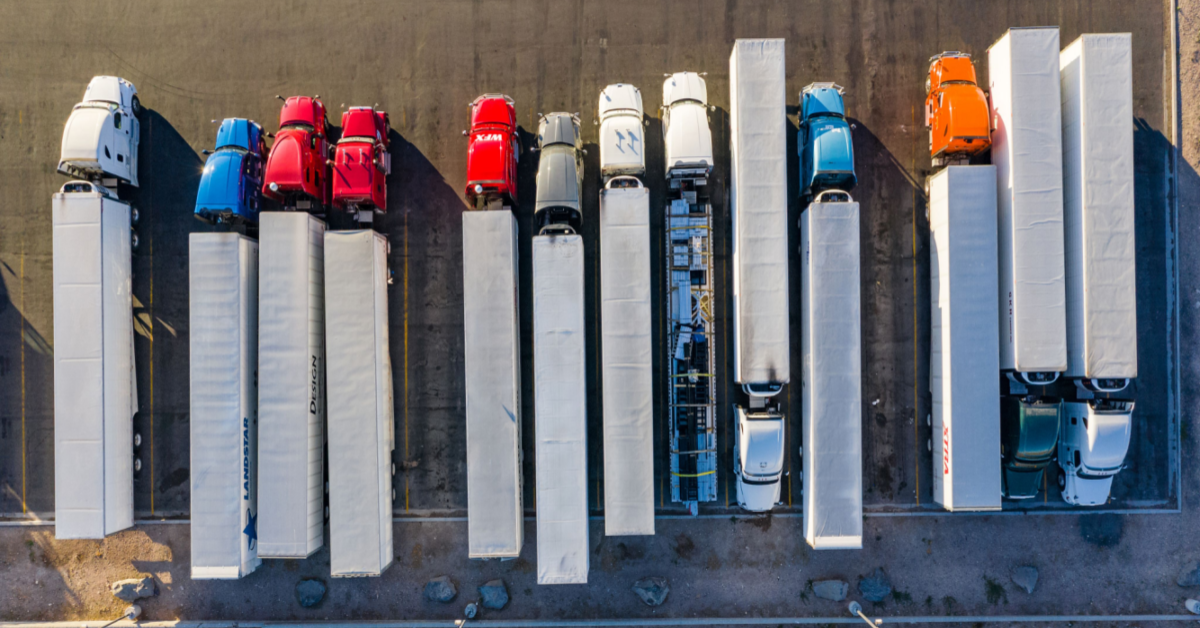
[
  {"xmin": 195, "ymin": 118, "xmax": 267, "ymax": 225},
  {"xmin": 798, "ymin": 83, "xmax": 856, "ymax": 200}
]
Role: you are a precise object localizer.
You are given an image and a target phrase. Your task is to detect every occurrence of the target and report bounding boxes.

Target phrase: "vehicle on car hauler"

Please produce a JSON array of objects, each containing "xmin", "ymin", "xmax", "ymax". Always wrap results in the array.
[
  {"xmin": 730, "ymin": 39, "xmax": 788, "ymax": 512},
  {"xmin": 465, "ymin": 94, "xmax": 520, "ymax": 210},
  {"xmin": 798, "ymin": 82, "xmax": 856, "ymax": 199},
  {"xmin": 325, "ymin": 230, "xmax": 395, "ymax": 577},
  {"xmin": 599, "ymin": 83, "xmax": 645, "ymax": 180},
  {"xmin": 195, "ymin": 118, "xmax": 267, "ymax": 226},
  {"xmin": 987, "ymin": 27, "xmax": 1068, "ymax": 389},
  {"xmin": 924, "ymin": 52, "xmax": 992, "ymax": 166},
  {"xmin": 462, "ymin": 210, "xmax": 523, "ymax": 559},
  {"xmin": 53, "ymin": 180, "xmax": 137, "ymax": 540},
  {"xmin": 264, "ymin": 96, "xmax": 332, "ymax": 212},
  {"xmin": 533, "ymin": 234, "xmax": 589, "ymax": 584},
  {"xmin": 257, "ymin": 212, "xmax": 326, "ymax": 559},
  {"xmin": 534, "ymin": 112, "xmax": 584, "ymax": 234},
  {"xmin": 189, "ymin": 233, "xmax": 260, "ymax": 579},
  {"xmin": 599, "ymin": 176, "xmax": 654, "ymax": 536},
  {"xmin": 928, "ymin": 166, "xmax": 1002, "ymax": 512},
  {"xmin": 58, "ymin": 76, "xmax": 141, "ymax": 188},
  {"xmin": 332, "ymin": 107, "xmax": 391, "ymax": 222},
  {"xmin": 799, "ymin": 193, "xmax": 863, "ymax": 548}
]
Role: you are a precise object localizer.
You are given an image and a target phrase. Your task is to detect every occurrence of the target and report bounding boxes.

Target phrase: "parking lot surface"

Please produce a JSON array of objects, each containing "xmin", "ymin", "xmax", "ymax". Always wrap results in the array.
[{"xmin": 0, "ymin": 0, "xmax": 1193, "ymax": 623}]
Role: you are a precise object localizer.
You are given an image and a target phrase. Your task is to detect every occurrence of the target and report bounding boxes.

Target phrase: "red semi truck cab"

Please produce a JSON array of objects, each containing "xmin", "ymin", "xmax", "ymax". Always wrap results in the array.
[
  {"xmin": 333, "ymin": 106, "xmax": 391, "ymax": 218},
  {"xmin": 465, "ymin": 94, "xmax": 519, "ymax": 210},
  {"xmin": 263, "ymin": 96, "xmax": 332, "ymax": 211}
]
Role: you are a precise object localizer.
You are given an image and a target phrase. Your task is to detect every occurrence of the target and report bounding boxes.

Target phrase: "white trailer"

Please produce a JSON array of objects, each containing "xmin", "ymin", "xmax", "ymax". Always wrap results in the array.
[
  {"xmin": 325, "ymin": 230, "xmax": 395, "ymax": 577},
  {"xmin": 52, "ymin": 181, "xmax": 136, "ymax": 540},
  {"xmin": 1060, "ymin": 34, "xmax": 1137, "ymax": 382},
  {"xmin": 599, "ymin": 180, "xmax": 653, "ymax": 536},
  {"xmin": 257, "ymin": 212, "xmax": 326, "ymax": 558},
  {"xmin": 987, "ymin": 27, "xmax": 1067, "ymax": 379},
  {"xmin": 729, "ymin": 39, "xmax": 789, "ymax": 392},
  {"xmin": 462, "ymin": 211, "xmax": 523, "ymax": 559},
  {"xmin": 929, "ymin": 166, "xmax": 1002, "ymax": 511},
  {"xmin": 533, "ymin": 234, "xmax": 588, "ymax": 584},
  {"xmin": 189, "ymin": 233, "xmax": 260, "ymax": 578},
  {"xmin": 799, "ymin": 197, "xmax": 863, "ymax": 547}
]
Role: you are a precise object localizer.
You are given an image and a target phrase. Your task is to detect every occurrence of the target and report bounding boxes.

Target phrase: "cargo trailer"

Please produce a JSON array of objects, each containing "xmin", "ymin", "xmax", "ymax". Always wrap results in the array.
[
  {"xmin": 799, "ymin": 196, "xmax": 863, "ymax": 547},
  {"xmin": 533, "ymin": 234, "xmax": 588, "ymax": 584},
  {"xmin": 462, "ymin": 211, "xmax": 523, "ymax": 559},
  {"xmin": 599, "ymin": 180, "xmax": 654, "ymax": 536},
  {"xmin": 929, "ymin": 166, "xmax": 1002, "ymax": 511},
  {"xmin": 729, "ymin": 39, "xmax": 789, "ymax": 395},
  {"xmin": 987, "ymin": 27, "xmax": 1068, "ymax": 382},
  {"xmin": 189, "ymin": 233, "xmax": 260, "ymax": 578},
  {"xmin": 325, "ymin": 230, "xmax": 395, "ymax": 577},
  {"xmin": 53, "ymin": 181, "xmax": 136, "ymax": 540},
  {"xmin": 257, "ymin": 212, "xmax": 326, "ymax": 558},
  {"xmin": 1060, "ymin": 33, "xmax": 1137, "ymax": 386}
]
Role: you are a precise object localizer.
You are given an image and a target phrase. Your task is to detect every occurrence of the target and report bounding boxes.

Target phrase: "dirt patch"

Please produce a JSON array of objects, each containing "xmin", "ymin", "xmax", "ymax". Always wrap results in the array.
[
  {"xmin": 410, "ymin": 543, "xmax": 424, "ymax": 569},
  {"xmin": 672, "ymin": 534, "xmax": 695, "ymax": 560},
  {"xmin": 746, "ymin": 513, "xmax": 773, "ymax": 532},
  {"xmin": 1079, "ymin": 514, "xmax": 1123, "ymax": 547},
  {"xmin": 705, "ymin": 552, "xmax": 721, "ymax": 571}
]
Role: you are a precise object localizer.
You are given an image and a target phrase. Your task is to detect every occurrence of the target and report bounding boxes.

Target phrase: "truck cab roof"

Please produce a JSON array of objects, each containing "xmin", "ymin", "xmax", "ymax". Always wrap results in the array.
[
  {"xmin": 340, "ymin": 107, "xmax": 389, "ymax": 143},
  {"xmin": 538, "ymin": 112, "xmax": 581, "ymax": 149},
  {"xmin": 1078, "ymin": 402, "xmax": 1132, "ymax": 473},
  {"xmin": 279, "ymin": 96, "xmax": 327, "ymax": 131},
  {"xmin": 801, "ymin": 83, "xmax": 846, "ymax": 119},
  {"xmin": 662, "ymin": 72, "xmax": 708, "ymax": 107},
  {"xmin": 1002, "ymin": 397, "xmax": 1061, "ymax": 464},
  {"xmin": 216, "ymin": 118, "xmax": 263, "ymax": 152},
  {"xmin": 929, "ymin": 52, "xmax": 980, "ymax": 88},
  {"xmin": 471, "ymin": 94, "xmax": 517, "ymax": 129},
  {"xmin": 83, "ymin": 76, "xmax": 137, "ymax": 109},
  {"xmin": 599, "ymin": 83, "xmax": 643, "ymax": 119}
]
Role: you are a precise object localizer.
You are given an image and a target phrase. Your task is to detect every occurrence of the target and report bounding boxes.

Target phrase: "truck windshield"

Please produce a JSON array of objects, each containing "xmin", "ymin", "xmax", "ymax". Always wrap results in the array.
[
  {"xmin": 669, "ymin": 99, "xmax": 704, "ymax": 109},
  {"xmin": 337, "ymin": 135, "xmax": 376, "ymax": 145},
  {"xmin": 281, "ymin": 123, "xmax": 315, "ymax": 132},
  {"xmin": 217, "ymin": 145, "xmax": 249, "ymax": 155}
]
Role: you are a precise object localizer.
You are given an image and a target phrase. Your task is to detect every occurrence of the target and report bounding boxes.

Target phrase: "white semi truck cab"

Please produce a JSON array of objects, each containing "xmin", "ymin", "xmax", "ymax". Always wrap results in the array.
[
  {"xmin": 734, "ymin": 405, "xmax": 784, "ymax": 512},
  {"xmin": 662, "ymin": 72, "xmax": 713, "ymax": 179},
  {"xmin": 1057, "ymin": 400, "xmax": 1133, "ymax": 506},
  {"xmin": 599, "ymin": 83, "xmax": 645, "ymax": 180},
  {"xmin": 58, "ymin": 76, "xmax": 141, "ymax": 188}
]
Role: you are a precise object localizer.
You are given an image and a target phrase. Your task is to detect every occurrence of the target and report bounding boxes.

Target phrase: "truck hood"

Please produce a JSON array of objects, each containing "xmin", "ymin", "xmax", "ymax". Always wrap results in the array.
[
  {"xmin": 940, "ymin": 83, "xmax": 991, "ymax": 139},
  {"xmin": 740, "ymin": 418, "xmax": 784, "ymax": 477},
  {"xmin": 264, "ymin": 130, "xmax": 309, "ymax": 191},
  {"xmin": 333, "ymin": 142, "xmax": 378, "ymax": 199},
  {"xmin": 737, "ymin": 477, "xmax": 781, "ymax": 512},
  {"xmin": 808, "ymin": 117, "xmax": 855, "ymax": 174},
  {"xmin": 196, "ymin": 150, "xmax": 245, "ymax": 210},
  {"xmin": 467, "ymin": 131, "xmax": 511, "ymax": 186},
  {"xmin": 1081, "ymin": 410, "xmax": 1131, "ymax": 473},
  {"xmin": 535, "ymin": 147, "xmax": 580, "ymax": 211},
  {"xmin": 1063, "ymin": 473, "xmax": 1115, "ymax": 507},
  {"xmin": 664, "ymin": 103, "xmax": 713, "ymax": 171},
  {"xmin": 599, "ymin": 115, "xmax": 644, "ymax": 174},
  {"xmin": 1002, "ymin": 466, "xmax": 1045, "ymax": 499},
  {"xmin": 60, "ymin": 107, "xmax": 109, "ymax": 162}
]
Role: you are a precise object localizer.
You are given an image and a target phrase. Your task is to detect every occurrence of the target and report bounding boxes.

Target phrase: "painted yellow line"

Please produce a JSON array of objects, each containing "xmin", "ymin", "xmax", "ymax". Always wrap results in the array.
[
  {"xmin": 20, "ymin": 244, "xmax": 26, "ymax": 513},
  {"xmin": 404, "ymin": 209, "xmax": 410, "ymax": 513},
  {"xmin": 911, "ymin": 104, "xmax": 920, "ymax": 507},
  {"xmin": 671, "ymin": 471, "xmax": 716, "ymax": 478}
]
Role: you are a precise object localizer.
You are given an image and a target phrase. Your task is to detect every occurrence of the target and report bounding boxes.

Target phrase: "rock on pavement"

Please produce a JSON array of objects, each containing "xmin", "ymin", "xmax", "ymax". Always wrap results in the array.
[
  {"xmin": 813, "ymin": 579, "xmax": 849, "ymax": 602},
  {"xmin": 1011, "ymin": 566, "xmax": 1039, "ymax": 594},
  {"xmin": 110, "ymin": 576, "xmax": 156, "ymax": 602},
  {"xmin": 424, "ymin": 576, "xmax": 457, "ymax": 603},
  {"xmin": 632, "ymin": 577, "xmax": 670, "ymax": 607},
  {"xmin": 479, "ymin": 579, "xmax": 509, "ymax": 610},
  {"xmin": 1178, "ymin": 563, "xmax": 1200, "ymax": 587},
  {"xmin": 295, "ymin": 579, "xmax": 326, "ymax": 608},
  {"xmin": 858, "ymin": 568, "xmax": 892, "ymax": 603}
]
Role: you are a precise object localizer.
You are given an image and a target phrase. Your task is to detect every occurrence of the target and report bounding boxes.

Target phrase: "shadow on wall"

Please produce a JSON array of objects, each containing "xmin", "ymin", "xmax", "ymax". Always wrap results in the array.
[
  {"xmin": 380, "ymin": 128, "xmax": 472, "ymax": 511},
  {"xmin": 846, "ymin": 118, "xmax": 929, "ymax": 506},
  {"xmin": 127, "ymin": 109, "xmax": 204, "ymax": 516}
]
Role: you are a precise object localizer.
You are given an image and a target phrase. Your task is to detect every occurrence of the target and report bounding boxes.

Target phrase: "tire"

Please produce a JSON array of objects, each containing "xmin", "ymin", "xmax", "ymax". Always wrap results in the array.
[
  {"xmin": 134, "ymin": 458, "xmax": 142, "ymax": 473},
  {"xmin": 924, "ymin": 77, "xmax": 931, "ymax": 94},
  {"xmin": 1056, "ymin": 469, "xmax": 1066, "ymax": 490},
  {"xmin": 131, "ymin": 96, "xmax": 142, "ymax": 118},
  {"xmin": 134, "ymin": 433, "xmax": 142, "ymax": 448}
]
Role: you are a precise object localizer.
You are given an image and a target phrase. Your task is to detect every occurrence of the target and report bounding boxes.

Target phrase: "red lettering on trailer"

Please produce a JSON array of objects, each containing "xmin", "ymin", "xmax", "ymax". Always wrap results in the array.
[{"xmin": 942, "ymin": 425, "xmax": 951, "ymax": 475}]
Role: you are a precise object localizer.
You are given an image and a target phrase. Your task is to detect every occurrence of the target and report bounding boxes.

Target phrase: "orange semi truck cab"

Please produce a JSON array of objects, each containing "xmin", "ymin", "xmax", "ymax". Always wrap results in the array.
[{"xmin": 925, "ymin": 52, "xmax": 991, "ymax": 166}]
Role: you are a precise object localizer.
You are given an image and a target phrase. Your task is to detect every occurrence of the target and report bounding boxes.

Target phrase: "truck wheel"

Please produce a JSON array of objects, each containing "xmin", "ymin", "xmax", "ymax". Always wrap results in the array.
[
  {"xmin": 134, "ymin": 458, "xmax": 142, "ymax": 473},
  {"xmin": 926, "ymin": 439, "xmax": 932, "ymax": 452},
  {"xmin": 1056, "ymin": 469, "xmax": 1066, "ymax": 490},
  {"xmin": 132, "ymin": 96, "xmax": 143, "ymax": 119},
  {"xmin": 131, "ymin": 208, "xmax": 139, "ymax": 225},
  {"xmin": 131, "ymin": 232, "xmax": 139, "ymax": 251},
  {"xmin": 134, "ymin": 433, "xmax": 141, "ymax": 448}
]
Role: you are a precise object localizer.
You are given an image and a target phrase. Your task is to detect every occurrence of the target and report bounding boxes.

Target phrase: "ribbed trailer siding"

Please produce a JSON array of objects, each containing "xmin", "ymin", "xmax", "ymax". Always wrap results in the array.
[
  {"xmin": 799, "ymin": 202, "xmax": 863, "ymax": 549},
  {"xmin": 987, "ymin": 27, "xmax": 1067, "ymax": 374},
  {"xmin": 929, "ymin": 166, "xmax": 1002, "ymax": 511},
  {"xmin": 326, "ymin": 230, "xmax": 395, "ymax": 577},
  {"xmin": 463, "ymin": 211, "xmax": 523, "ymax": 559},
  {"xmin": 1060, "ymin": 34, "xmax": 1137, "ymax": 380},
  {"xmin": 257, "ymin": 212, "xmax": 326, "ymax": 558},
  {"xmin": 52, "ymin": 189, "xmax": 136, "ymax": 540},
  {"xmin": 533, "ymin": 235, "xmax": 588, "ymax": 584},
  {"xmin": 599, "ymin": 185, "xmax": 654, "ymax": 536},
  {"xmin": 189, "ymin": 233, "xmax": 260, "ymax": 579}
]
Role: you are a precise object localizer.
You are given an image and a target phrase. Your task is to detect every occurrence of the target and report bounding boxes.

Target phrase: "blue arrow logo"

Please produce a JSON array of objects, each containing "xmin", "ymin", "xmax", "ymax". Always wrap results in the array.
[{"xmin": 243, "ymin": 510, "xmax": 257, "ymax": 550}]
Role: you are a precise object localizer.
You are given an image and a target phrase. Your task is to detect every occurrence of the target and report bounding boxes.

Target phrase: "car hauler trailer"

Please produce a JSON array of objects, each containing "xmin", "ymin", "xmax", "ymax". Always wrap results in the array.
[
  {"xmin": 799, "ymin": 194, "xmax": 863, "ymax": 547},
  {"xmin": 662, "ymin": 72, "xmax": 717, "ymax": 515},
  {"xmin": 987, "ymin": 27, "xmax": 1068, "ymax": 387},
  {"xmin": 532, "ymin": 234, "xmax": 588, "ymax": 584},
  {"xmin": 729, "ymin": 39, "xmax": 789, "ymax": 513},
  {"xmin": 53, "ymin": 181, "xmax": 136, "ymax": 540},
  {"xmin": 257, "ymin": 212, "xmax": 326, "ymax": 558},
  {"xmin": 462, "ymin": 210, "xmax": 523, "ymax": 559},
  {"xmin": 325, "ymin": 230, "xmax": 394, "ymax": 577},
  {"xmin": 929, "ymin": 166, "xmax": 1002, "ymax": 511},
  {"xmin": 599, "ymin": 177, "xmax": 654, "ymax": 536},
  {"xmin": 189, "ymin": 233, "xmax": 260, "ymax": 578}
]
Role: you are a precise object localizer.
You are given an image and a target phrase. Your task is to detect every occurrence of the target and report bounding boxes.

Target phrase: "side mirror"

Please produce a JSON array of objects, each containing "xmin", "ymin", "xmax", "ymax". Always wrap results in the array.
[
  {"xmin": 201, "ymin": 149, "xmax": 212, "ymax": 155},
  {"xmin": 462, "ymin": 130, "xmax": 468, "ymax": 136}
]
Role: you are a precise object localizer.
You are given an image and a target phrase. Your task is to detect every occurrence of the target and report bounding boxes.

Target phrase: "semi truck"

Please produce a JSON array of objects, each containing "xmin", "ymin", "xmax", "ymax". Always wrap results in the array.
[
  {"xmin": 462, "ymin": 210, "xmax": 523, "ymax": 559},
  {"xmin": 599, "ymin": 178, "xmax": 653, "ymax": 536},
  {"xmin": 1056, "ymin": 33, "xmax": 1137, "ymax": 505},
  {"xmin": 924, "ymin": 52, "xmax": 992, "ymax": 166},
  {"xmin": 464, "ymin": 94, "xmax": 520, "ymax": 210},
  {"xmin": 599, "ymin": 83, "xmax": 646, "ymax": 179},
  {"xmin": 189, "ymin": 233, "xmax": 260, "ymax": 578},
  {"xmin": 534, "ymin": 112, "xmax": 585, "ymax": 234},
  {"xmin": 987, "ymin": 27, "xmax": 1068, "ymax": 392},
  {"xmin": 53, "ymin": 180, "xmax": 137, "ymax": 539},
  {"xmin": 257, "ymin": 211, "xmax": 326, "ymax": 558},
  {"xmin": 799, "ymin": 192, "xmax": 863, "ymax": 548},
  {"xmin": 928, "ymin": 166, "xmax": 1002, "ymax": 511},
  {"xmin": 729, "ymin": 39, "xmax": 788, "ymax": 512},
  {"xmin": 195, "ymin": 118, "xmax": 267, "ymax": 226},
  {"xmin": 325, "ymin": 230, "xmax": 395, "ymax": 576},
  {"xmin": 533, "ymin": 234, "xmax": 589, "ymax": 584},
  {"xmin": 332, "ymin": 106, "xmax": 391, "ymax": 222},
  {"xmin": 58, "ymin": 76, "xmax": 141, "ymax": 188},
  {"xmin": 263, "ymin": 96, "xmax": 332, "ymax": 212},
  {"xmin": 662, "ymin": 72, "xmax": 717, "ymax": 515},
  {"xmin": 798, "ymin": 83, "xmax": 857, "ymax": 199}
]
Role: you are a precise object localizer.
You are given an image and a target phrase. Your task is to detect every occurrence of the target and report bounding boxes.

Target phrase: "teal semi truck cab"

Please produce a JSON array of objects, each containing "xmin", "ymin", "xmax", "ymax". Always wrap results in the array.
[{"xmin": 799, "ymin": 83, "xmax": 856, "ymax": 201}]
